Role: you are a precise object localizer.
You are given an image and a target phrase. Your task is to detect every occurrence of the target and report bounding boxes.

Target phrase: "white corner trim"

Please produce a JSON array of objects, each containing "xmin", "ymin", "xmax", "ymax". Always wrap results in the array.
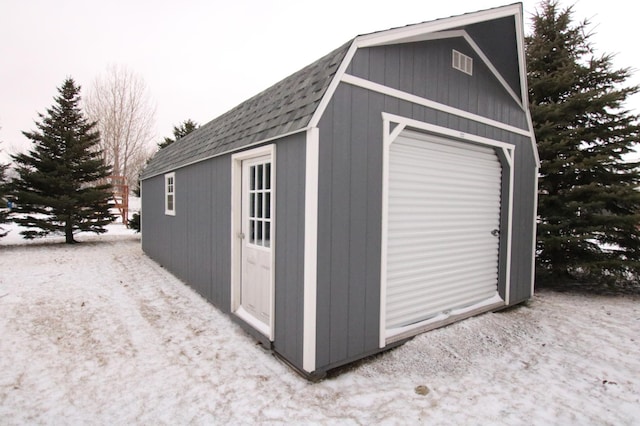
[
  {"xmin": 230, "ymin": 144, "xmax": 276, "ymax": 341},
  {"xmin": 302, "ymin": 127, "xmax": 320, "ymax": 372},
  {"xmin": 343, "ymin": 74, "xmax": 531, "ymax": 138},
  {"xmin": 526, "ymin": 108, "xmax": 541, "ymax": 167},
  {"xmin": 309, "ymin": 41, "xmax": 359, "ymax": 128},
  {"xmin": 502, "ymin": 146, "xmax": 515, "ymax": 306}
]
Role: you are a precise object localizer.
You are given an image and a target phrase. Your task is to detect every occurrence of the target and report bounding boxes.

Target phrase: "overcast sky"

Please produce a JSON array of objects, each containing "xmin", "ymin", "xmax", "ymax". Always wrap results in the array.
[{"xmin": 1, "ymin": 0, "xmax": 638, "ymax": 163}]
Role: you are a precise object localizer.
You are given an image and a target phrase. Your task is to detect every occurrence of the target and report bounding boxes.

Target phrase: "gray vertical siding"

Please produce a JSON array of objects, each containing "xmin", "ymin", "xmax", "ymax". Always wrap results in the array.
[
  {"xmin": 347, "ymin": 38, "xmax": 528, "ymax": 131},
  {"xmin": 273, "ymin": 133, "xmax": 306, "ymax": 370},
  {"xmin": 315, "ymin": 37, "xmax": 537, "ymax": 371},
  {"xmin": 465, "ymin": 16, "xmax": 520, "ymax": 97},
  {"xmin": 141, "ymin": 155, "xmax": 231, "ymax": 312},
  {"xmin": 316, "ymin": 84, "xmax": 385, "ymax": 370},
  {"xmin": 509, "ymin": 134, "xmax": 538, "ymax": 304}
]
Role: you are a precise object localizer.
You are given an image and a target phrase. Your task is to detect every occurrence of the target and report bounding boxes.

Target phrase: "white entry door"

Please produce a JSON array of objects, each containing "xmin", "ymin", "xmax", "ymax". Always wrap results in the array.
[{"xmin": 239, "ymin": 155, "xmax": 273, "ymax": 335}]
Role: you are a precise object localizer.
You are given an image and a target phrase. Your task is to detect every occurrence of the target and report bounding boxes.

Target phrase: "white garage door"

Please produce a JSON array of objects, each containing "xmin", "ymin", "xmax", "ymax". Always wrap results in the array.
[{"xmin": 385, "ymin": 130, "xmax": 503, "ymax": 331}]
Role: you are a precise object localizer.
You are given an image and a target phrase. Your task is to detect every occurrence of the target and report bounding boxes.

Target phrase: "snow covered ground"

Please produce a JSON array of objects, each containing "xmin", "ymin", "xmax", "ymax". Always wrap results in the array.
[{"xmin": 0, "ymin": 226, "xmax": 639, "ymax": 424}]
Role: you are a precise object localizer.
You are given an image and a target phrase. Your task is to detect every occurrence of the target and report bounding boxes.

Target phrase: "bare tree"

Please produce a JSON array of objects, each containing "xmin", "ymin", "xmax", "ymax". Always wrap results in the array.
[{"xmin": 85, "ymin": 64, "xmax": 156, "ymax": 188}]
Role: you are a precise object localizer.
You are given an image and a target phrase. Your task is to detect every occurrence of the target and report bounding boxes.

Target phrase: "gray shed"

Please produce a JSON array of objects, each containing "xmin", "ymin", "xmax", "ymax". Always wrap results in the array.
[{"xmin": 140, "ymin": 3, "xmax": 539, "ymax": 379}]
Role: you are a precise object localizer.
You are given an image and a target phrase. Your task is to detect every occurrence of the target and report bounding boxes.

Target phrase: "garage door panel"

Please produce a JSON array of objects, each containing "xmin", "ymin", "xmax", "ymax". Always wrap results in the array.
[
  {"xmin": 388, "ymin": 227, "xmax": 499, "ymax": 243},
  {"xmin": 387, "ymin": 251, "xmax": 499, "ymax": 274},
  {"xmin": 387, "ymin": 289, "xmax": 498, "ymax": 326},
  {"xmin": 385, "ymin": 130, "xmax": 503, "ymax": 330}
]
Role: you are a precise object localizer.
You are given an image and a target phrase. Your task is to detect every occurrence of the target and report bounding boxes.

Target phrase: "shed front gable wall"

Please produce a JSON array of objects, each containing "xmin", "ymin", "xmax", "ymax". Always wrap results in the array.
[{"xmin": 314, "ymin": 35, "xmax": 537, "ymax": 372}]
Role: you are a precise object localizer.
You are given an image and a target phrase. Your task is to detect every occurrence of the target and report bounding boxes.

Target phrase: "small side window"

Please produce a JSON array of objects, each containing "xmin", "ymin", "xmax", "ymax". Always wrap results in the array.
[{"xmin": 165, "ymin": 172, "xmax": 176, "ymax": 216}]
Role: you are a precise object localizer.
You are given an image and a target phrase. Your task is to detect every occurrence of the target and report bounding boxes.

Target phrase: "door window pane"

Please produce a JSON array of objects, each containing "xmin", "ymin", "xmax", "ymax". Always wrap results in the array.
[
  {"xmin": 257, "ymin": 193, "xmax": 263, "ymax": 218},
  {"xmin": 265, "ymin": 193, "xmax": 271, "ymax": 219},
  {"xmin": 257, "ymin": 219, "xmax": 263, "ymax": 245},
  {"xmin": 265, "ymin": 163, "xmax": 271, "ymax": 190},
  {"xmin": 250, "ymin": 193, "xmax": 255, "ymax": 218},
  {"xmin": 257, "ymin": 164, "xmax": 263, "ymax": 190},
  {"xmin": 250, "ymin": 166, "xmax": 256, "ymax": 190},
  {"xmin": 250, "ymin": 220, "xmax": 255, "ymax": 244},
  {"xmin": 264, "ymin": 222, "xmax": 271, "ymax": 247}
]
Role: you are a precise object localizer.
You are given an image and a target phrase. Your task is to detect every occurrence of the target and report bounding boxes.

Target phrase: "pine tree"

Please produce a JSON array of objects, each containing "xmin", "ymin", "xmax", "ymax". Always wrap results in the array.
[
  {"xmin": 0, "ymin": 162, "xmax": 9, "ymax": 238},
  {"xmin": 526, "ymin": 0, "xmax": 640, "ymax": 285},
  {"xmin": 157, "ymin": 119, "xmax": 199, "ymax": 149},
  {"xmin": 11, "ymin": 78, "xmax": 115, "ymax": 244}
]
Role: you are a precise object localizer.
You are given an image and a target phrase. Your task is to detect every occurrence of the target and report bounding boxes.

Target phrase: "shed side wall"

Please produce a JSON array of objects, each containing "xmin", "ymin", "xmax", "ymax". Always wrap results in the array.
[
  {"xmin": 141, "ymin": 134, "xmax": 307, "ymax": 370},
  {"xmin": 141, "ymin": 155, "xmax": 232, "ymax": 311}
]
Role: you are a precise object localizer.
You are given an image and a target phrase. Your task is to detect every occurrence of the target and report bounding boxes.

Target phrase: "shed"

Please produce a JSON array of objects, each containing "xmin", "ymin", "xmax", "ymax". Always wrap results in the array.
[{"xmin": 140, "ymin": 3, "xmax": 539, "ymax": 379}]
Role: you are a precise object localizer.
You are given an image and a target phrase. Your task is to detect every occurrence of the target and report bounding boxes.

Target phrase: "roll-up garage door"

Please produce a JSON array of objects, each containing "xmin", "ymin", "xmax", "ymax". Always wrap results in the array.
[{"xmin": 385, "ymin": 130, "xmax": 503, "ymax": 331}]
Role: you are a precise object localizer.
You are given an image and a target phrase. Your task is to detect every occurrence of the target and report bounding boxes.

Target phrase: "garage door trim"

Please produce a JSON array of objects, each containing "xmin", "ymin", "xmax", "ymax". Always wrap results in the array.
[{"xmin": 379, "ymin": 113, "xmax": 515, "ymax": 348}]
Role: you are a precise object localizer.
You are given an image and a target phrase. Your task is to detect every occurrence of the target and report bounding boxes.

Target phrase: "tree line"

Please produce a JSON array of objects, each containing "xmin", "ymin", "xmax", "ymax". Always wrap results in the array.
[{"xmin": 0, "ymin": 0, "xmax": 639, "ymax": 288}]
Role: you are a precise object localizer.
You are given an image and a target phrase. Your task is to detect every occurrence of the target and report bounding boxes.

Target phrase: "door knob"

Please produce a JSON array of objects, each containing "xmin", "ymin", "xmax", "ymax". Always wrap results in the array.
[{"xmin": 491, "ymin": 229, "xmax": 500, "ymax": 237}]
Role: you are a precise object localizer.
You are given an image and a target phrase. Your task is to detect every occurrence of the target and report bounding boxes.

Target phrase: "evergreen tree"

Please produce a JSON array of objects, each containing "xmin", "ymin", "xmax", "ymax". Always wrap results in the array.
[
  {"xmin": 0, "ymin": 162, "xmax": 9, "ymax": 238},
  {"xmin": 158, "ymin": 119, "xmax": 199, "ymax": 149},
  {"xmin": 526, "ymin": 0, "xmax": 640, "ymax": 285},
  {"xmin": 11, "ymin": 78, "xmax": 115, "ymax": 244}
]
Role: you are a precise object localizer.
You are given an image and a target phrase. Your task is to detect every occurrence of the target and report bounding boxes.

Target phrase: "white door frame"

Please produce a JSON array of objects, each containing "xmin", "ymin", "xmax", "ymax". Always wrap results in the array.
[
  {"xmin": 231, "ymin": 144, "xmax": 276, "ymax": 340},
  {"xmin": 379, "ymin": 112, "xmax": 515, "ymax": 348}
]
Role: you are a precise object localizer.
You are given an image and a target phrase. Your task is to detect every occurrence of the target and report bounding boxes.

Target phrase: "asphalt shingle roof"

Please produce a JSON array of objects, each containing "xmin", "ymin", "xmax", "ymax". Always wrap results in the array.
[{"xmin": 142, "ymin": 40, "xmax": 353, "ymax": 179}]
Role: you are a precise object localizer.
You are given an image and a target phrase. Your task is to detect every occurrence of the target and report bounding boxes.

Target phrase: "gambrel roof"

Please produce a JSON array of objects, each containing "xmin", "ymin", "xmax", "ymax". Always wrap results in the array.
[
  {"xmin": 141, "ymin": 41, "xmax": 352, "ymax": 179},
  {"xmin": 142, "ymin": 3, "xmax": 533, "ymax": 179}
]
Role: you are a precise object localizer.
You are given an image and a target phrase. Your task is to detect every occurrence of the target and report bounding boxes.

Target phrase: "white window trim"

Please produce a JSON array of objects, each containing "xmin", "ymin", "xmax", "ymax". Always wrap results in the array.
[
  {"xmin": 164, "ymin": 172, "xmax": 176, "ymax": 216},
  {"xmin": 230, "ymin": 144, "xmax": 276, "ymax": 341},
  {"xmin": 379, "ymin": 112, "xmax": 514, "ymax": 348}
]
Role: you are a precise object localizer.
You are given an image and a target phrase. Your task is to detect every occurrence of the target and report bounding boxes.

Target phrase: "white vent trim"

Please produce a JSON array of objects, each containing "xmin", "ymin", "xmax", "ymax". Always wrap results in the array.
[{"xmin": 452, "ymin": 49, "xmax": 473, "ymax": 75}]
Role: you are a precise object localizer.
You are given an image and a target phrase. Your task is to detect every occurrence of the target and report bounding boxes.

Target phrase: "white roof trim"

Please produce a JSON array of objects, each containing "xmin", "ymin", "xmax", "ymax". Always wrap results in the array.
[
  {"xmin": 356, "ymin": 4, "xmax": 523, "ymax": 48},
  {"xmin": 309, "ymin": 41, "xmax": 359, "ymax": 128}
]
